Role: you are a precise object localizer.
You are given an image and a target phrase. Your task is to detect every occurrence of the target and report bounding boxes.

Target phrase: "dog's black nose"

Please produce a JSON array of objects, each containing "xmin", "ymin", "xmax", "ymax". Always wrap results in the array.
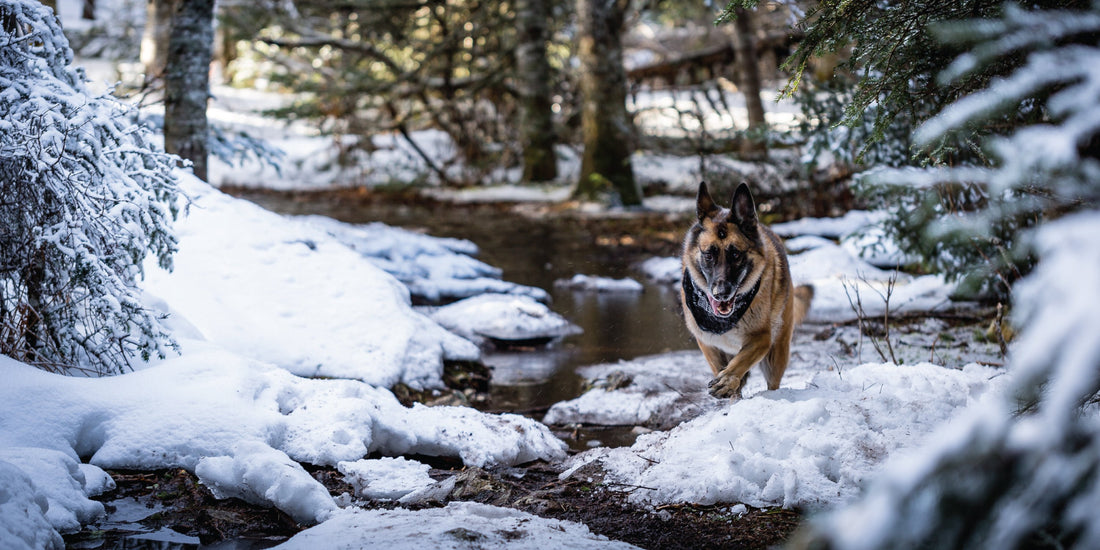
[{"xmin": 711, "ymin": 280, "xmax": 734, "ymax": 301}]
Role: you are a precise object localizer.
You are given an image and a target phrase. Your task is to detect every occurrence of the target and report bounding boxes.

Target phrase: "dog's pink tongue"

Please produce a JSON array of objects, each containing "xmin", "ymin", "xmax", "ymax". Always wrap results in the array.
[{"xmin": 709, "ymin": 295, "xmax": 734, "ymax": 317}]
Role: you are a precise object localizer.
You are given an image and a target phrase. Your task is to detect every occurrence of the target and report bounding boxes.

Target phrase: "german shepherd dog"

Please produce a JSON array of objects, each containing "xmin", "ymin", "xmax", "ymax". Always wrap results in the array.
[{"xmin": 681, "ymin": 182, "xmax": 813, "ymax": 399}]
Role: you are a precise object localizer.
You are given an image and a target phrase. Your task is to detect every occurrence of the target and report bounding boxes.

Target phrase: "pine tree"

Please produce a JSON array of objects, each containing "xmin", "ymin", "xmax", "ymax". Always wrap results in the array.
[
  {"xmin": 796, "ymin": 4, "xmax": 1100, "ymax": 548},
  {"xmin": 0, "ymin": 0, "xmax": 180, "ymax": 374}
]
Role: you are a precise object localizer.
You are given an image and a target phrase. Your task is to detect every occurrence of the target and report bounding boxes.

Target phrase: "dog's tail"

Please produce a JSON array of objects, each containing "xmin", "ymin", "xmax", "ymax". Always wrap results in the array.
[{"xmin": 792, "ymin": 284, "xmax": 814, "ymax": 325}]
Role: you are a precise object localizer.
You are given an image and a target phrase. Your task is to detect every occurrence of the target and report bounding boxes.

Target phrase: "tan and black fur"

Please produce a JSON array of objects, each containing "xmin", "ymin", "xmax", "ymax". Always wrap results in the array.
[{"xmin": 681, "ymin": 181, "xmax": 813, "ymax": 399}]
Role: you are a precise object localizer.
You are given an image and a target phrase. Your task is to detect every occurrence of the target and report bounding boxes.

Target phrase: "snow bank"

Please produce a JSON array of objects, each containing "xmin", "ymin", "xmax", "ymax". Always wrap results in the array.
[
  {"xmin": 274, "ymin": 501, "xmax": 639, "ymax": 550},
  {"xmin": 300, "ymin": 215, "xmax": 548, "ymax": 303},
  {"xmin": 142, "ymin": 174, "xmax": 479, "ymax": 389},
  {"xmin": 427, "ymin": 294, "xmax": 581, "ymax": 347},
  {"xmin": 564, "ymin": 362, "xmax": 1005, "ymax": 509},
  {"xmin": 0, "ymin": 351, "xmax": 567, "ymax": 534}
]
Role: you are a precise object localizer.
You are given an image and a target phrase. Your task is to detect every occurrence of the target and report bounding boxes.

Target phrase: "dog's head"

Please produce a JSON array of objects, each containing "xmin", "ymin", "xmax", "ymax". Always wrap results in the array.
[{"xmin": 683, "ymin": 181, "xmax": 766, "ymax": 318}]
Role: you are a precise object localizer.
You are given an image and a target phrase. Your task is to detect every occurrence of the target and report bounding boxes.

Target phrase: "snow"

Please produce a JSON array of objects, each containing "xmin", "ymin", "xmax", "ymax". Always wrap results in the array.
[
  {"xmin": 338, "ymin": 457, "xmax": 435, "ymax": 501},
  {"xmin": 141, "ymin": 175, "xmax": 481, "ymax": 390},
  {"xmin": 0, "ymin": 32, "xmax": 1024, "ymax": 547},
  {"xmin": 427, "ymin": 293, "xmax": 582, "ymax": 347},
  {"xmin": 0, "ymin": 460, "xmax": 63, "ymax": 550},
  {"xmin": 274, "ymin": 502, "xmax": 639, "ymax": 549},
  {"xmin": 300, "ymin": 215, "xmax": 548, "ymax": 304},
  {"xmin": 0, "ymin": 346, "xmax": 567, "ymax": 531},
  {"xmin": 563, "ymin": 362, "xmax": 1006, "ymax": 510},
  {"xmin": 803, "ymin": 211, "xmax": 1100, "ymax": 549},
  {"xmin": 636, "ymin": 256, "xmax": 682, "ymax": 283},
  {"xmin": 554, "ymin": 274, "xmax": 645, "ymax": 293}
]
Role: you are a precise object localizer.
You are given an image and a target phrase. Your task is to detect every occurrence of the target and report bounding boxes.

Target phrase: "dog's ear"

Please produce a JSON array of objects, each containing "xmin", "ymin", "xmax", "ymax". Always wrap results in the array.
[
  {"xmin": 730, "ymin": 182, "xmax": 758, "ymax": 234},
  {"xmin": 696, "ymin": 181, "xmax": 718, "ymax": 221}
]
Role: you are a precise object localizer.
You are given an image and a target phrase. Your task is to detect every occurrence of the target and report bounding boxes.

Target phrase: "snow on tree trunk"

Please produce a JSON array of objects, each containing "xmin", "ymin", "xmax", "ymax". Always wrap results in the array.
[
  {"xmin": 163, "ymin": 0, "xmax": 213, "ymax": 181},
  {"xmin": 573, "ymin": 0, "xmax": 640, "ymax": 206},
  {"xmin": 0, "ymin": 0, "xmax": 180, "ymax": 375},
  {"xmin": 514, "ymin": 0, "xmax": 558, "ymax": 183}
]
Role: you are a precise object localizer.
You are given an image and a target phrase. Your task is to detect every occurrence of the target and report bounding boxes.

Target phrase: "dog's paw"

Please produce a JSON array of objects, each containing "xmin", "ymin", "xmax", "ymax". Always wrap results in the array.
[{"xmin": 707, "ymin": 377, "xmax": 742, "ymax": 400}]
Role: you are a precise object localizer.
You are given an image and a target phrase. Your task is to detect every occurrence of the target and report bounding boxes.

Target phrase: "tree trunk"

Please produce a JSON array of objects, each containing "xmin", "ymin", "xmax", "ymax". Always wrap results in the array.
[
  {"xmin": 733, "ymin": 6, "xmax": 767, "ymax": 159},
  {"xmin": 163, "ymin": 0, "xmax": 213, "ymax": 181},
  {"xmin": 515, "ymin": 0, "xmax": 558, "ymax": 183},
  {"xmin": 140, "ymin": 0, "xmax": 178, "ymax": 86},
  {"xmin": 573, "ymin": 0, "xmax": 640, "ymax": 206},
  {"xmin": 82, "ymin": 0, "xmax": 95, "ymax": 20}
]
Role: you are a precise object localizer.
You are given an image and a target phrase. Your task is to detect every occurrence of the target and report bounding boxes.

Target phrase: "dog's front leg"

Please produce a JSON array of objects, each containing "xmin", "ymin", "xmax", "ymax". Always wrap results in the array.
[{"xmin": 708, "ymin": 335, "xmax": 771, "ymax": 399}]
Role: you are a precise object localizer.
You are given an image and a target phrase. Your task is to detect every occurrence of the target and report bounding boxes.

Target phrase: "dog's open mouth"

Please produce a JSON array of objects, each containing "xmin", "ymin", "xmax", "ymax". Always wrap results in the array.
[{"xmin": 708, "ymin": 295, "xmax": 735, "ymax": 318}]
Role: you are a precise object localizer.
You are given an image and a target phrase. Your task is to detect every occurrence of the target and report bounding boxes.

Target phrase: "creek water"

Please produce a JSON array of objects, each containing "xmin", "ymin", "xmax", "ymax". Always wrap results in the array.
[{"xmin": 232, "ymin": 191, "xmax": 697, "ymax": 436}]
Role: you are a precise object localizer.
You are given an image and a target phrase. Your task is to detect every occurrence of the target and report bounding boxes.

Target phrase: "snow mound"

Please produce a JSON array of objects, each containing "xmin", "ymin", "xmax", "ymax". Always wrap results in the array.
[
  {"xmin": 273, "ymin": 501, "xmax": 639, "ymax": 549},
  {"xmin": 565, "ymin": 362, "xmax": 1005, "ymax": 509},
  {"xmin": 142, "ymin": 175, "xmax": 479, "ymax": 389},
  {"xmin": 300, "ymin": 215, "xmax": 549, "ymax": 303},
  {"xmin": 338, "ymin": 457, "xmax": 435, "ymax": 500},
  {"xmin": 428, "ymin": 293, "xmax": 581, "ymax": 347},
  {"xmin": 0, "ymin": 460, "xmax": 63, "ymax": 550},
  {"xmin": 196, "ymin": 442, "xmax": 338, "ymax": 525},
  {"xmin": 555, "ymin": 274, "xmax": 644, "ymax": 293},
  {"xmin": 0, "ymin": 351, "xmax": 566, "ymax": 533}
]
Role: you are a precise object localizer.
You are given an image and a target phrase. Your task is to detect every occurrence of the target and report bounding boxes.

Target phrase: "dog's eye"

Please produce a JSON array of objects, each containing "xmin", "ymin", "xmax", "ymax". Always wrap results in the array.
[{"xmin": 702, "ymin": 247, "xmax": 717, "ymax": 261}]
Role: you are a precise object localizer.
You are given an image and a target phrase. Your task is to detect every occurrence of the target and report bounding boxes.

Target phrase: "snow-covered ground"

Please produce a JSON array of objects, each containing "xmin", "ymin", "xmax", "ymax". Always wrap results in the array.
[
  {"xmin": 1, "ymin": 11, "xmax": 1021, "ymax": 546},
  {"xmin": 0, "ymin": 167, "xmax": 1007, "ymax": 548}
]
